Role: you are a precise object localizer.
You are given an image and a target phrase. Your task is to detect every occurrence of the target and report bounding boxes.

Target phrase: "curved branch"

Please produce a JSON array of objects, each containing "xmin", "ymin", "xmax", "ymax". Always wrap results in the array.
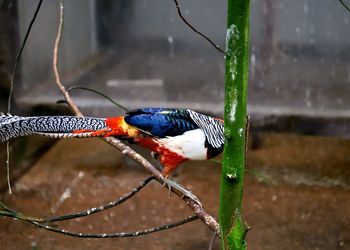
[
  {"xmin": 172, "ymin": 0, "xmax": 226, "ymax": 56},
  {"xmin": 52, "ymin": 0, "xmax": 220, "ymax": 235},
  {"xmin": 67, "ymin": 86, "xmax": 129, "ymax": 112},
  {"xmin": 339, "ymin": 0, "xmax": 350, "ymax": 12},
  {"xmin": 2, "ymin": 198, "xmax": 198, "ymax": 238},
  {"xmin": 53, "ymin": 0, "xmax": 82, "ymax": 116},
  {"xmin": 29, "ymin": 215, "xmax": 198, "ymax": 238},
  {"xmin": 46, "ymin": 176, "xmax": 154, "ymax": 223},
  {"xmin": 0, "ymin": 201, "xmax": 45, "ymax": 222},
  {"xmin": 8, "ymin": 0, "xmax": 44, "ymax": 113},
  {"xmin": 6, "ymin": 0, "xmax": 44, "ymax": 195}
]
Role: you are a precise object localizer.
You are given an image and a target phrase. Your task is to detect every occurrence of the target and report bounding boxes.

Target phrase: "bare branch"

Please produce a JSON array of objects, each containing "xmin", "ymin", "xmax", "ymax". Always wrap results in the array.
[
  {"xmin": 29, "ymin": 215, "xmax": 198, "ymax": 238},
  {"xmin": 8, "ymin": 0, "xmax": 44, "ymax": 113},
  {"xmin": 104, "ymin": 137, "xmax": 220, "ymax": 234},
  {"xmin": 52, "ymin": 0, "xmax": 220, "ymax": 235},
  {"xmin": 5, "ymin": 142, "xmax": 11, "ymax": 194},
  {"xmin": 6, "ymin": 0, "xmax": 44, "ymax": 195},
  {"xmin": 1, "ymin": 177, "xmax": 152, "ymax": 223},
  {"xmin": 208, "ymin": 232, "xmax": 217, "ymax": 250},
  {"xmin": 1, "ymin": 179, "xmax": 199, "ymax": 238},
  {"xmin": 172, "ymin": 0, "xmax": 226, "ymax": 56},
  {"xmin": 339, "ymin": 0, "xmax": 350, "ymax": 12},
  {"xmin": 53, "ymin": 0, "xmax": 82, "ymax": 116},
  {"xmin": 67, "ymin": 86, "xmax": 129, "ymax": 112},
  {"xmin": 0, "ymin": 201, "xmax": 45, "ymax": 222},
  {"xmin": 45, "ymin": 176, "xmax": 154, "ymax": 223}
]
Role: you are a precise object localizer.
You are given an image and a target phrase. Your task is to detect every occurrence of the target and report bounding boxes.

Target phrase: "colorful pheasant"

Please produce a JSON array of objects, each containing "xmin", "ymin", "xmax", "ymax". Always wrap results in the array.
[{"xmin": 0, "ymin": 108, "xmax": 224, "ymax": 177}]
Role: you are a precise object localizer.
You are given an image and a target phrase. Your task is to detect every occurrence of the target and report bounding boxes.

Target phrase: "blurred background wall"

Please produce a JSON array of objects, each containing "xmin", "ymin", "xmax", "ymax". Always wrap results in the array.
[
  {"xmin": 1, "ymin": 2, "xmax": 350, "ymax": 249},
  {"xmin": 1, "ymin": 0, "xmax": 350, "ymax": 135}
]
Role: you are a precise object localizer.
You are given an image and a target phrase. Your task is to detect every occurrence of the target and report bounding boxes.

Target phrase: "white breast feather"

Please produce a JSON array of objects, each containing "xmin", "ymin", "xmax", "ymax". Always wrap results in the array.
[{"xmin": 157, "ymin": 129, "xmax": 207, "ymax": 160}]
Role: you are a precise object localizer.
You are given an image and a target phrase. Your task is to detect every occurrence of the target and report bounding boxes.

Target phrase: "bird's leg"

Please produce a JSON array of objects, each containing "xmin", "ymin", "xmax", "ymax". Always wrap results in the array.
[
  {"xmin": 151, "ymin": 161, "xmax": 173, "ymax": 196},
  {"xmin": 151, "ymin": 151, "xmax": 160, "ymax": 160},
  {"xmin": 162, "ymin": 177, "xmax": 203, "ymax": 208},
  {"xmin": 156, "ymin": 163, "xmax": 202, "ymax": 207},
  {"xmin": 162, "ymin": 176, "xmax": 173, "ymax": 197},
  {"xmin": 151, "ymin": 152, "xmax": 164, "ymax": 172}
]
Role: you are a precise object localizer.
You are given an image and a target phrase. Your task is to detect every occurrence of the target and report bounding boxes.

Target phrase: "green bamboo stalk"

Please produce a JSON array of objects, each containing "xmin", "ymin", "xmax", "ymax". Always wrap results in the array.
[{"xmin": 219, "ymin": 0, "xmax": 250, "ymax": 249}]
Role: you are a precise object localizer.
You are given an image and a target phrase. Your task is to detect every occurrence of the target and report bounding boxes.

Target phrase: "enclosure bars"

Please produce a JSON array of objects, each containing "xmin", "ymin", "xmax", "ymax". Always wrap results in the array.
[{"xmin": 219, "ymin": 0, "xmax": 250, "ymax": 249}]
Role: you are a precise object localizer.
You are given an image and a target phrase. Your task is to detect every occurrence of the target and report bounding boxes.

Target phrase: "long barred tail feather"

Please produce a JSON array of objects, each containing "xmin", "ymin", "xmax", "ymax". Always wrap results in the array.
[{"xmin": 0, "ymin": 114, "xmax": 110, "ymax": 142}]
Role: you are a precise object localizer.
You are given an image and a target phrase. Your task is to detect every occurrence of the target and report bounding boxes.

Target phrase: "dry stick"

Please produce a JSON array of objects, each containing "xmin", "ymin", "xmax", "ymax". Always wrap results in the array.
[
  {"xmin": 339, "ymin": 0, "xmax": 350, "ymax": 12},
  {"xmin": 208, "ymin": 232, "xmax": 217, "ymax": 250},
  {"xmin": 172, "ymin": 0, "xmax": 227, "ymax": 56},
  {"xmin": 29, "ymin": 215, "xmax": 198, "ymax": 238},
  {"xmin": 53, "ymin": 1, "xmax": 82, "ymax": 117},
  {"xmin": 5, "ymin": 143, "xmax": 11, "ymax": 194},
  {"xmin": 45, "ymin": 176, "xmax": 154, "ymax": 223},
  {"xmin": 0, "ymin": 201, "xmax": 45, "ymax": 222},
  {"xmin": 53, "ymin": 1, "xmax": 220, "ymax": 235},
  {"xmin": 0, "ymin": 176, "xmax": 153, "ymax": 222},
  {"xmin": 5, "ymin": 0, "xmax": 44, "ymax": 195},
  {"xmin": 1, "ymin": 177, "xmax": 200, "ymax": 238},
  {"xmin": 7, "ymin": 0, "xmax": 44, "ymax": 114},
  {"xmin": 67, "ymin": 86, "xmax": 129, "ymax": 112}
]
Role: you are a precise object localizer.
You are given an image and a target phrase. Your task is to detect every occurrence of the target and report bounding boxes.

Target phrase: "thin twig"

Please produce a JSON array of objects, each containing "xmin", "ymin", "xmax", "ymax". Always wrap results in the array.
[
  {"xmin": 339, "ymin": 0, "xmax": 350, "ymax": 12},
  {"xmin": 6, "ymin": 0, "xmax": 44, "ymax": 195},
  {"xmin": 53, "ymin": 0, "xmax": 82, "ymax": 116},
  {"xmin": 208, "ymin": 232, "xmax": 217, "ymax": 250},
  {"xmin": 104, "ymin": 136, "xmax": 220, "ymax": 234},
  {"xmin": 172, "ymin": 0, "xmax": 226, "ymax": 56},
  {"xmin": 52, "ymin": 0, "xmax": 220, "ymax": 235},
  {"xmin": 1, "ymin": 178, "xmax": 200, "ymax": 238},
  {"xmin": 0, "ymin": 176, "xmax": 153, "ymax": 223},
  {"xmin": 7, "ymin": 0, "xmax": 44, "ymax": 114},
  {"xmin": 0, "ymin": 201, "xmax": 45, "ymax": 222},
  {"xmin": 5, "ymin": 142, "xmax": 11, "ymax": 194},
  {"xmin": 46, "ymin": 176, "xmax": 154, "ymax": 222},
  {"xmin": 29, "ymin": 215, "xmax": 198, "ymax": 238},
  {"xmin": 67, "ymin": 86, "xmax": 129, "ymax": 112}
]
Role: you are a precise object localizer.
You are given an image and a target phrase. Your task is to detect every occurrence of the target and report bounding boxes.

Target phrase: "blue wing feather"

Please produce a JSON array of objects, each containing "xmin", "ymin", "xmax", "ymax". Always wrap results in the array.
[
  {"xmin": 126, "ymin": 108, "xmax": 174, "ymax": 115},
  {"xmin": 124, "ymin": 108, "xmax": 198, "ymax": 138}
]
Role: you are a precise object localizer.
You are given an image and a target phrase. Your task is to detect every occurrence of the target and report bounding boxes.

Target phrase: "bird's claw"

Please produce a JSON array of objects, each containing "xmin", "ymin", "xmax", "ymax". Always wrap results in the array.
[
  {"xmin": 162, "ymin": 180, "xmax": 172, "ymax": 196},
  {"xmin": 162, "ymin": 178, "xmax": 203, "ymax": 208},
  {"xmin": 151, "ymin": 151, "xmax": 159, "ymax": 160}
]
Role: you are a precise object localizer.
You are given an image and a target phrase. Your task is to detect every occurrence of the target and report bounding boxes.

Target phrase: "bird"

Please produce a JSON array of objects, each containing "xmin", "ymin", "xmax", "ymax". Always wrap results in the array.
[{"xmin": 0, "ymin": 108, "xmax": 224, "ymax": 178}]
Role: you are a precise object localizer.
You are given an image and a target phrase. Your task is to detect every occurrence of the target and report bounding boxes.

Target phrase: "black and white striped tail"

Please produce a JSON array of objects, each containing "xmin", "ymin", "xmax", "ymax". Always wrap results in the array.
[{"xmin": 0, "ymin": 114, "xmax": 108, "ymax": 142}]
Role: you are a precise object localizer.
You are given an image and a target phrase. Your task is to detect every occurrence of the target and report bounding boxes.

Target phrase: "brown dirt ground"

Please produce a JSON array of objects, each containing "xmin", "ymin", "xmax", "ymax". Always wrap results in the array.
[{"xmin": 0, "ymin": 133, "xmax": 349, "ymax": 250}]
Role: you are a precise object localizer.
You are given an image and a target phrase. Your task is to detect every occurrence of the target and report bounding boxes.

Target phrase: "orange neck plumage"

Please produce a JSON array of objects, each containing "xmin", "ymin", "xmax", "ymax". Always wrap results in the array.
[{"xmin": 104, "ymin": 117, "xmax": 188, "ymax": 177}]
